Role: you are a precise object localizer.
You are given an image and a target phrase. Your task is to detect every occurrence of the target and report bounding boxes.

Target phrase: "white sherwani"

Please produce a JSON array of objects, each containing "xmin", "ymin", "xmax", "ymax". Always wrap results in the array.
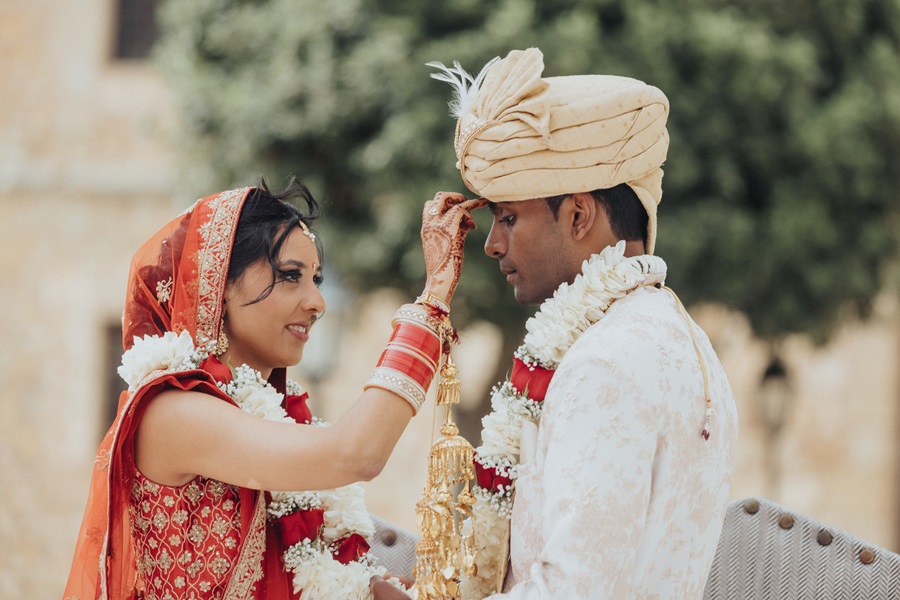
[{"xmin": 494, "ymin": 285, "xmax": 738, "ymax": 599}]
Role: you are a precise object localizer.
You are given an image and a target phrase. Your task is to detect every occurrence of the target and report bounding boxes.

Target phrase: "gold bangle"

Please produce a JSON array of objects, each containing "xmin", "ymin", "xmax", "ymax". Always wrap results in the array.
[{"xmin": 415, "ymin": 292, "xmax": 450, "ymax": 314}]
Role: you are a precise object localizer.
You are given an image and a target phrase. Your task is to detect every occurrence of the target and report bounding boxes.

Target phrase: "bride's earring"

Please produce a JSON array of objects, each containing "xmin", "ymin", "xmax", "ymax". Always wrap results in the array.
[{"xmin": 216, "ymin": 318, "xmax": 229, "ymax": 355}]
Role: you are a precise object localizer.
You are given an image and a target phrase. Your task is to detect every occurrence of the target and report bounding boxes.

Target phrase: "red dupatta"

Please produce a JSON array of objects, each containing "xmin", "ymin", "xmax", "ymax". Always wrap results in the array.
[{"xmin": 63, "ymin": 187, "xmax": 293, "ymax": 600}]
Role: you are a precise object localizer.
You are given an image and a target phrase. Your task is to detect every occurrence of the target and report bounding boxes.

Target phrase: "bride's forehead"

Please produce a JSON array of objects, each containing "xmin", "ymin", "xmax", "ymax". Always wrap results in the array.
[{"xmin": 279, "ymin": 228, "xmax": 319, "ymax": 259}]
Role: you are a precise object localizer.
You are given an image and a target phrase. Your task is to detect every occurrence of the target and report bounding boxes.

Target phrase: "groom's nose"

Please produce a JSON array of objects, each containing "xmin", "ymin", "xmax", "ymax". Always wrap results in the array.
[{"xmin": 484, "ymin": 222, "xmax": 506, "ymax": 258}]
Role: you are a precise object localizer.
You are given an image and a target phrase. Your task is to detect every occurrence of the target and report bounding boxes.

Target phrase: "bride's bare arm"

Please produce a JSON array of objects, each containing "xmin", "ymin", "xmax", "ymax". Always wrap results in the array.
[{"xmin": 135, "ymin": 385, "xmax": 414, "ymax": 490}]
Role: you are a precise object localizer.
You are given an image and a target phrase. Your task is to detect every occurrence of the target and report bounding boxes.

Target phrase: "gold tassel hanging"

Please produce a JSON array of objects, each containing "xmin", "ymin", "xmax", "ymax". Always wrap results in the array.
[
  {"xmin": 414, "ymin": 351, "xmax": 478, "ymax": 600},
  {"xmin": 436, "ymin": 355, "xmax": 461, "ymax": 408}
]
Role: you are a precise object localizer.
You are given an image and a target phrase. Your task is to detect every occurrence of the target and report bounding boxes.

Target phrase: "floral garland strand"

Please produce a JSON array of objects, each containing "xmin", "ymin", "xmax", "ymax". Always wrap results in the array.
[
  {"xmin": 461, "ymin": 242, "xmax": 666, "ymax": 599},
  {"xmin": 119, "ymin": 335, "xmax": 402, "ymax": 599}
]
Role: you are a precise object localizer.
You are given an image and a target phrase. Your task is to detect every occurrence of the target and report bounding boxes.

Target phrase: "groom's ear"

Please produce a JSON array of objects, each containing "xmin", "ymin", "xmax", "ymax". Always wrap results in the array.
[{"xmin": 568, "ymin": 192, "xmax": 599, "ymax": 242}]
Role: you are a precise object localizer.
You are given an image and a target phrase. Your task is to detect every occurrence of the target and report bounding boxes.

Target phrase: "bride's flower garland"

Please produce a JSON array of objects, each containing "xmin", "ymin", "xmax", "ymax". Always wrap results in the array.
[
  {"xmin": 119, "ymin": 335, "xmax": 402, "ymax": 599},
  {"xmin": 461, "ymin": 242, "xmax": 666, "ymax": 599}
]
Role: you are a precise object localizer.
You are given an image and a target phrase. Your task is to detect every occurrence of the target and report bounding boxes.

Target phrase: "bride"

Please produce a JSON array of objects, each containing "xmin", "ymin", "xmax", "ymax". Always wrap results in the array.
[{"xmin": 63, "ymin": 179, "xmax": 484, "ymax": 599}]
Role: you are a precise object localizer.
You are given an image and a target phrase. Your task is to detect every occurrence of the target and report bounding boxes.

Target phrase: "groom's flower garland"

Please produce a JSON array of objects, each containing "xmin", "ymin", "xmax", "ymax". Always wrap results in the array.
[
  {"xmin": 461, "ymin": 242, "xmax": 666, "ymax": 599},
  {"xmin": 119, "ymin": 334, "xmax": 401, "ymax": 599}
]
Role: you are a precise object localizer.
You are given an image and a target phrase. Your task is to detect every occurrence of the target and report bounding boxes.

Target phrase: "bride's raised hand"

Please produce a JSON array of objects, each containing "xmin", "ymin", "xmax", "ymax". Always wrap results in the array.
[{"xmin": 420, "ymin": 192, "xmax": 488, "ymax": 305}]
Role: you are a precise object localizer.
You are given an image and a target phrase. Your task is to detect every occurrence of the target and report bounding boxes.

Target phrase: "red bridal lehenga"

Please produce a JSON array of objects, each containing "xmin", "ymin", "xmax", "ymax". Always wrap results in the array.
[{"xmin": 64, "ymin": 188, "xmax": 297, "ymax": 600}]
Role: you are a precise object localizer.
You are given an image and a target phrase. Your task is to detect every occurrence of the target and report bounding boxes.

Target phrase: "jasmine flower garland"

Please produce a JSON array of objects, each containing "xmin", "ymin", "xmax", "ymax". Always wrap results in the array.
[{"xmin": 461, "ymin": 242, "xmax": 666, "ymax": 599}]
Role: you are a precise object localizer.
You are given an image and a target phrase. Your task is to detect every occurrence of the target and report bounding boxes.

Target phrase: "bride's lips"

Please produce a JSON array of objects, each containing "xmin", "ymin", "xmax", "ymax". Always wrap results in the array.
[{"xmin": 286, "ymin": 322, "xmax": 311, "ymax": 342}]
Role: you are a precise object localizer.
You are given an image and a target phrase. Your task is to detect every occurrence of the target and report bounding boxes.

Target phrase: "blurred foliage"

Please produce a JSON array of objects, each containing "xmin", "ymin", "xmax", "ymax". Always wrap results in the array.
[{"xmin": 156, "ymin": 0, "xmax": 900, "ymax": 345}]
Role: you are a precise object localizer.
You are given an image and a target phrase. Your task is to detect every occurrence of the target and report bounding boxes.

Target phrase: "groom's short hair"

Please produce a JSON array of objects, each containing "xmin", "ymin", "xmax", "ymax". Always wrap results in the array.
[{"xmin": 545, "ymin": 184, "xmax": 649, "ymax": 244}]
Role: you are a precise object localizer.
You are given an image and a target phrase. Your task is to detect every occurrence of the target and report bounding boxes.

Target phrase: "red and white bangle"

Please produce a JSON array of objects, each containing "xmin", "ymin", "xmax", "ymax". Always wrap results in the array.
[
  {"xmin": 365, "ymin": 319, "xmax": 443, "ymax": 414},
  {"xmin": 378, "ymin": 323, "xmax": 441, "ymax": 388}
]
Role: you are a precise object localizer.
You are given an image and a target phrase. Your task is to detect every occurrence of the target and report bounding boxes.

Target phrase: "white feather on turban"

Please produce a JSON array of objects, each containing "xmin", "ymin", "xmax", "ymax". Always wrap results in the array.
[{"xmin": 430, "ymin": 48, "xmax": 670, "ymax": 254}]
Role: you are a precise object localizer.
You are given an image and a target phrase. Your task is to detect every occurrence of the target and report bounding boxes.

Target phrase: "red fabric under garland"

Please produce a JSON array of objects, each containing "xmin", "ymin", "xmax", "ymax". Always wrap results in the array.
[{"xmin": 510, "ymin": 357, "xmax": 554, "ymax": 402}]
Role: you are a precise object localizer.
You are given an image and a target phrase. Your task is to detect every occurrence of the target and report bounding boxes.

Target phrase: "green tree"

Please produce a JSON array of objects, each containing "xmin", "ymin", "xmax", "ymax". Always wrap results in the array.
[{"xmin": 156, "ymin": 0, "xmax": 900, "ymax": 423}]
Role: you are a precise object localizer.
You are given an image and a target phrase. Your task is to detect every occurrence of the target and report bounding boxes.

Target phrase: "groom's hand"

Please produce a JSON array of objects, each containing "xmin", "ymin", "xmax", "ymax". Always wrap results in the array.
[{"xmin": 421, "ymin": 191, "xmax": 489, "ymax": 305}]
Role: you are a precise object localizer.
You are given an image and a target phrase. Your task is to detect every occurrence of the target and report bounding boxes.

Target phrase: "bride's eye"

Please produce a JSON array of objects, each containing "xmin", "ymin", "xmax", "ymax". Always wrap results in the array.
[{"xmin": 278, "ymin": 269, "xmax": 302, "ymax": 283}]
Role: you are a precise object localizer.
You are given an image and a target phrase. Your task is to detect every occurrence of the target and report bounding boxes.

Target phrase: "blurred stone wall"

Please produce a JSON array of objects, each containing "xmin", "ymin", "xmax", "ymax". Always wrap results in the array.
[
  {"xmin": 1, "ymin": 2, "xmax": 897, "ymax": 599},
  {"xmin": 692, "ymin": 300, "xmax": 900, "ymax": 547}
]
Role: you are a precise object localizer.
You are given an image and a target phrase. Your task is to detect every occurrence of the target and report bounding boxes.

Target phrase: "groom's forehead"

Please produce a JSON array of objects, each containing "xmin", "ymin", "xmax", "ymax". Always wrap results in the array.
[{"xmin": 488, "ymin": 201, "xmax": 520, "ymax": 214}]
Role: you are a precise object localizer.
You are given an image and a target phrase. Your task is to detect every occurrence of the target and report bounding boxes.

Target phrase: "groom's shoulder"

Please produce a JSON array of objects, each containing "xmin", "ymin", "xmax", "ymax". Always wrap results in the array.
[
  {"xmin": 564, "ymin": 293, "xmax": 684, "ymax": 370},
  {"xmin": 566, "ymin": 312, "xmax": 662, "ymax": 371},
  {"xmin": 585, "ymin": 291, "xmax": 675, "ymax": 341}
]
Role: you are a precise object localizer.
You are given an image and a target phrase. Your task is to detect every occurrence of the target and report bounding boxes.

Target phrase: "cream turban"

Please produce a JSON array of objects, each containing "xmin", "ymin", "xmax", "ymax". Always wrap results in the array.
[{"xmin": 430, "ymin": 48, "xmax": 670, "ymax": 254}]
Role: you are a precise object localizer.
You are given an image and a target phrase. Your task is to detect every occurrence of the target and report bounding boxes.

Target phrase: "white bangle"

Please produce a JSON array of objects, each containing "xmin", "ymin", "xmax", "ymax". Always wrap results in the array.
[
  {"xmin": 364, "ymin": 367, "xmax": 426, "ymax": 415},
  {"xmin": 392, "ymin": 304, "xmax": 442, "ymax": 334}
]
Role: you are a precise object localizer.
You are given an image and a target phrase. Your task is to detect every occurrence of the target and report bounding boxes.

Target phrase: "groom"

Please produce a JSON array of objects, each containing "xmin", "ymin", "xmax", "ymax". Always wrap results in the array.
[
  {"xmin": 442, "ymin": 49, "xmax": 736, "ymax": 599},
  {"xmin": 373, "ymin": 48, "xmax": 738, "ymax": 599}
]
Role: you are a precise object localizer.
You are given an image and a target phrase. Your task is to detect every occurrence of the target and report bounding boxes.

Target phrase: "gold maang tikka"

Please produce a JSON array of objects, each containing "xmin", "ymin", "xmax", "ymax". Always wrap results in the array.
[{"xmin": 413, "ymin": 339, "xmax": 478, "ymax": 600}]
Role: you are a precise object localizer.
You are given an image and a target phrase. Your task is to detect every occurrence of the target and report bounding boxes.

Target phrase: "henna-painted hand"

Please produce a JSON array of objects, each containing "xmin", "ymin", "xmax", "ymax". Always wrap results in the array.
[{"xmin": 420, "ymin": 192, "xmax": 488, "ymax": 305}]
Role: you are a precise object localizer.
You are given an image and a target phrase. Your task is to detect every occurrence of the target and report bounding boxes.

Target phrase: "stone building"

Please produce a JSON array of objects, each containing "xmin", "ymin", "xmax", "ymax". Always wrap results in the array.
[{"xmin": 1, "ymin": 1, "xmax": 897, "ymax": 598}]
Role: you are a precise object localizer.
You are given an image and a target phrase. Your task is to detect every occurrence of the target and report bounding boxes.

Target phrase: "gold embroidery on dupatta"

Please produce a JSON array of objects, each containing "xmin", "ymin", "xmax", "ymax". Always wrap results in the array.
[
  {"xmin": 95, "ymin": 449, "xmax": 110, "ymax": 471},
  {"xmin": 222, "ymin": 492, "xmax": 267, "ymax": 600},
  {"xmin": 194, "ymin": 188, "xmax": 249, "ymax": 350}
]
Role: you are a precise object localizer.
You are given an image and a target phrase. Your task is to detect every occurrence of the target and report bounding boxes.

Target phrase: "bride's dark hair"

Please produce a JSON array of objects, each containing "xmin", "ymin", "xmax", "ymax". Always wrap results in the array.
[{"xmin": 228, "ymin": 176, "xmax": 324, "ymax": 305}]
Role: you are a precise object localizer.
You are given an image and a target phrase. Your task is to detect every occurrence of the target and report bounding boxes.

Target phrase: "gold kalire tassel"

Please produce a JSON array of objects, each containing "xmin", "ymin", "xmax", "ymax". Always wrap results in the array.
[{"xmin": 413, "ymin": 352, "xmax": 478, "ymax": 599}]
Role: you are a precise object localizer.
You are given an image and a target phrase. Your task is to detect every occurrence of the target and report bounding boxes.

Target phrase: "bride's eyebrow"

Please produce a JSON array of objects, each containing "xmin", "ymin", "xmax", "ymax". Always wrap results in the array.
[
  {"xmin": 278, "ymin": 259, "xmax": 306, "ymax": 268},
  {"xmin": 278, "ymin": 259, "xmax": 322, "ymax": 275},
  {"xmin": 274, "ymin": 260, "xmax": 306, "ymax": 275}
]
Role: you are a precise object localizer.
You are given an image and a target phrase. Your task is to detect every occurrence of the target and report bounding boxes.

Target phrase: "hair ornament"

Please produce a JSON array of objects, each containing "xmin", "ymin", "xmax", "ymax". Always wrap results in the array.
[{"xmin": 298, "ymin": 219, "xmax": 316, "ymax": 242}]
